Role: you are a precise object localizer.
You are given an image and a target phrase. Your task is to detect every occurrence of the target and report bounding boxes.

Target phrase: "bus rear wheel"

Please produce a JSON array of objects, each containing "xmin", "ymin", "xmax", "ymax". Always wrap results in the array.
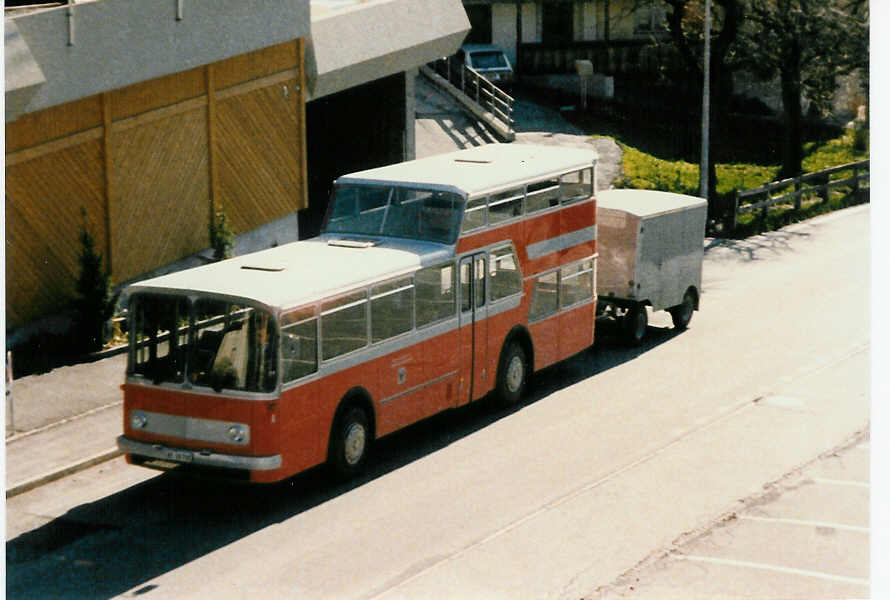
[
  {"xmin": 328, "ymin": 405, "xmax": 371, "ymax": 479},
  {"xmin": 496, "ymin": 341, "xmax": 528, "ymax": 407}
]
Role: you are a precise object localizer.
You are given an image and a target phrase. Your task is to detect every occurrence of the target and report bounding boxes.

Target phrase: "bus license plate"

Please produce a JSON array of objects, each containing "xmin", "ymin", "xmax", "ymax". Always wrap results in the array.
[{"xmin": 163, "ymin": 448, "xmax": 193, "ymax": 463}]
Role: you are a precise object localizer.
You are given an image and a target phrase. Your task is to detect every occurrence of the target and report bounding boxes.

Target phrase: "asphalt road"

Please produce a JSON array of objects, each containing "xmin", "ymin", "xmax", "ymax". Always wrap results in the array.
[{"xmin": 6, "ymin": 204, "xmax": 870, "ymax": 598}]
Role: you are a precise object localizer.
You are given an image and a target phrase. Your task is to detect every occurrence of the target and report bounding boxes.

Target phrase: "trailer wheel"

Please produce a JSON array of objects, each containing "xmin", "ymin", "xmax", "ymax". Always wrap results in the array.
[
  {"xmin": 623, "ymin": 304, "xmax": 648, "ymax": 346},
  {"xmin": 669, "ymin": 289, "xmax": 696, "ymax": 330},
  {"xmin": 496, "ymin": 341, "xmax": 528, "ymax": 407},
  {"xmin": 328, "ymin": 405, "xmax": 371, "ymax": 479}
]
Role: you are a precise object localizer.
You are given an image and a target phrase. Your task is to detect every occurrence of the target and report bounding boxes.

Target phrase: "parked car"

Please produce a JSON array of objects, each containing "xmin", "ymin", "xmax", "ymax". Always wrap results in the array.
[{"xmin": 457, "ymin": 44, "xmax": 514, "ymax": 90}]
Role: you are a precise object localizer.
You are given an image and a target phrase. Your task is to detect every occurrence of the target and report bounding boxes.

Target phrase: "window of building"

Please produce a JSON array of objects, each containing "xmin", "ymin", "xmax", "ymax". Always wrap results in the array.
[
  {"xmin": 634, "ymin": 6, "xmax": 664, "ymax": 34},
  {"xmin": 465, "ymin": 4, "xmax": 493, "ymax": 44},
  {"xmin": 542, "ymin": 2, "xmax": 574, "ymax": 44}
]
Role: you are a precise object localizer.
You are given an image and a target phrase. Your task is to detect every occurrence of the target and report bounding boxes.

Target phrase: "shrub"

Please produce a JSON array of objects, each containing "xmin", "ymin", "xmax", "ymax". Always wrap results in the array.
[
  {"xmin": 75, "ymin": 224, "xmax": 114, "ymax": 353},
  {"xmin": 209, "ymin": 209, "xmax": 235, "ymax": 261}
]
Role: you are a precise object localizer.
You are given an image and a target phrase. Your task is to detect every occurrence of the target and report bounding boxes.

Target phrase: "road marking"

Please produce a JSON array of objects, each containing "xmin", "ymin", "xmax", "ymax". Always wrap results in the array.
[
  {"xmin": 679, "ymin": 555, "xmax": 869, "ymax": 586},
  {"xmin": 739, "ymin": 515, "xmax": 869, "ymax": 533},
  {"xmin": 812, "ymin": 477, "xmax": 869, "ymax": 488}
]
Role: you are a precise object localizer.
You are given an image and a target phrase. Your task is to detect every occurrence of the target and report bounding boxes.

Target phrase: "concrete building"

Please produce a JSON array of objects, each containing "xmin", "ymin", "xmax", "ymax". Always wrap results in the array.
[
  {"xmin": 5, "ymin": 0, "xmax": 469, "ymax": 333},
  {"xmin": 460, "ymin": 0, "xmax": 669, "ymax": 75}
]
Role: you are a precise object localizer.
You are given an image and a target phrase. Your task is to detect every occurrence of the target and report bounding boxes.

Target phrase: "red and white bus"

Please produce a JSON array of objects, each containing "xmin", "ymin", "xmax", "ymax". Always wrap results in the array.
[{"xmin": 117, "ymin": 143, "xmax": 598, "ymax": 482}]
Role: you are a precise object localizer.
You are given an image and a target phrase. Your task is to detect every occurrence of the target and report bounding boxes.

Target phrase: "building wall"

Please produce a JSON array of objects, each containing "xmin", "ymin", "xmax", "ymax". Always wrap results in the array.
[
  {"xmin": 472, "ymin": 1, "xmax": 661, "ymax": 45},
  {"xmin": 300, "ymin": 72, "xmax": 411, "ymax": 240},
  {"xmin": 582, "ymin": 2, "xmax": 598, "ymax": 41},
  {"xmin": 5, "ymin": 40, "xmax": 308, "ymax": 327},
  {"xmin": 521, "ymin": 3, "xmax": 537, "ymax": 42},
  {"xmin": 492, "ymin": 3, "xmax": 519, "ymax": 65}
]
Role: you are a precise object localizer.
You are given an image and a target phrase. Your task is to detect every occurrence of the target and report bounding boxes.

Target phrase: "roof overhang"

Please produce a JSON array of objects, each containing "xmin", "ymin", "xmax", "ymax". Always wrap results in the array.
[
  {"xmin": 4, "ymin": 19, "xmax": 47, "ymax": 122},
  {"xmin": 306, "ymin": 0, "xmax": 469, "ymax": 101},
  {"xmin": 5, "ymin": 0, "xmax": 311, "ymax": 122}
]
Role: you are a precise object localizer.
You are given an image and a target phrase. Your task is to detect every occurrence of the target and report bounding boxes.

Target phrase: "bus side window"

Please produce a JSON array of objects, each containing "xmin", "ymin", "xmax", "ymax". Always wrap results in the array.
[
  {"xmin": 489, "ymin": 245, "xmax": 522, "ymax": 301},
  {"xmin": 560, "ymin": 260, "xmax": 594, "ymax": 308},
  {"xmin": 321, "ymin": 291, "xmax": 369, "ymax": 360},
  {"xmin": 461, "ymin": 196, "xmax": 487, "ymax": 233},
  {"xmin": 560, "ymin": 168, "xmax": 593, "ymax": 204},
  {"xmin": 281, "ymin": 307, "xmax": 318, "ymax": 382},
  {"xmin": 371, "ymin": 277, "xmax": 414, "ymax": 343},
  {"xmin": 526, "ymin": 178, "xmax": 560, "ymax": 213},
  {"xmin": 488, "ymin": 187, "xmax": 523, "ymax": 225},
  {"xmin": 529, "ymin": 271, "xmax": 558, "ymax": 321},
  {"xmin": 416, "ymin": 263, "xmax": 455, "ymax": 327}
]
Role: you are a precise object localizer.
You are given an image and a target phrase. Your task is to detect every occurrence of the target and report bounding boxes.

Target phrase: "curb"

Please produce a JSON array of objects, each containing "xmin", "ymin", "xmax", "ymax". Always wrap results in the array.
[
  {"xmin": 6, "ymin": 447, "xmax": 123, "ymax": 499},
  {"xmin": 5, "ymin": 400, "xmax": 123, "ymax": 444}
]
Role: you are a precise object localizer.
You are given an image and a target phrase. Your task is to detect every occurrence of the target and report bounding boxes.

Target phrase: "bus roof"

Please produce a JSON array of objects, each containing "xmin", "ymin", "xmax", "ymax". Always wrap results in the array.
[
  {"xmin": 125, "ymin": 237, "xmax": 451, "ymax": 312},
  {"xmin": 336, "ymin": 143, "xmax": 598, "ymax": 197}
]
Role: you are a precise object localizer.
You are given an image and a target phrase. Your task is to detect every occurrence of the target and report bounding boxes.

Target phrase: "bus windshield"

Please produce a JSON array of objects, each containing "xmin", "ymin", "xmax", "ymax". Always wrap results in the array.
[
  {"xmin": 323, "ymin": 184, "xmax": 464, "ymax": 244},
  {"xmin": 129, "ymin": 293, "xmax": 277, "ymax": 393}
]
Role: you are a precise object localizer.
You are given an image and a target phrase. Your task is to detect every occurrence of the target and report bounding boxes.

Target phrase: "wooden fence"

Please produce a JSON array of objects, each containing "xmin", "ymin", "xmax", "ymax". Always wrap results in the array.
[
  {"xmin": 5, "ymin": 40, "xmax": 308, "ymax": 328},
  {"xmin": 731, "ymin": 160, "xmax": 870, "ymax": 229}
]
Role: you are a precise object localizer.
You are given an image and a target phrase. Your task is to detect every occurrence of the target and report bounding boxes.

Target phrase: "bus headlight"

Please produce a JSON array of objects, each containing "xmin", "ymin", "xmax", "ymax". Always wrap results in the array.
[
  {"xmin": 227, "ymin": 424, "xmax": 247, "ymax": 443},
  {"xmin": 130, "ymin": 410, "xmax": 148, "ymax": 429}
]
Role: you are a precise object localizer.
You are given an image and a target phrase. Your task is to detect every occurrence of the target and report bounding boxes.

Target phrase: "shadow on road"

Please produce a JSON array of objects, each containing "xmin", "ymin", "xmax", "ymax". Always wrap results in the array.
[
  {"xmin": 705, "ymin": 229, "xmax": 811, "ymax": 262},
  {"xmin": 6, "ymin": 322, "xmax": 683, "ymax": 598}
]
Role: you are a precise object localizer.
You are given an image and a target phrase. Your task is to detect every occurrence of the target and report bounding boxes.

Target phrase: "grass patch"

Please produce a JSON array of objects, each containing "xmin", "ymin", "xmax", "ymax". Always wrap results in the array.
[
  {"xmin": 613, "ymin": 145, "xmax": 780, "ymax": 196},
  {"xmin": 610, "ymin": 127, "xmax": 868, "ymax": 237}
]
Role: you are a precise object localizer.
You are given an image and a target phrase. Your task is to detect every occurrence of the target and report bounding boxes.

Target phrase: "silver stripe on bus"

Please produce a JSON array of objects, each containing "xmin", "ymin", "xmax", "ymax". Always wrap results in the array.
[
  {"xmin": 526, "ymin": 226, "xmax": 597, "ymax": 260},
  {"xmin": 117, "ymin": 436, "xmax": 281, "ymax": 471},
  {"xmin": 125, "ymin": 377, "xmax": 280, "ymax": 403},
  {"xmin": 379, "ymin": 370, "xmax": 459, "ymax": 405},
  {"xmin": 129, "ymin": 410, "xmax": 250, "ymax": 446}
]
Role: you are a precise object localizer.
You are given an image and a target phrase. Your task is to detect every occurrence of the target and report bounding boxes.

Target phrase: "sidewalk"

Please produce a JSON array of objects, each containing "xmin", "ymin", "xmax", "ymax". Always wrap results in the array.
[{"xmin": 5, "ymin": 353, "xmax": 126, "ymax": 497}]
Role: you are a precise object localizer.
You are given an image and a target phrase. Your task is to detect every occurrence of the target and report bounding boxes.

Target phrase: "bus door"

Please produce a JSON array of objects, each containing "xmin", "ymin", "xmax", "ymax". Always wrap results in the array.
[{"xmin": 458, "ymin": 253, "xmax": 488, "ymax": 405}]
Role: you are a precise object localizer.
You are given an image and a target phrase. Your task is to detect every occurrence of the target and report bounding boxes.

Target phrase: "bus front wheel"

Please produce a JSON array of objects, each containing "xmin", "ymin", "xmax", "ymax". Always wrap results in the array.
[
  {"xmin": 328, "ymin": 405, "xmax": 371, "ymax": 479},
  {"xmin": 496, "ymin": 341, "xmax": 528, "ymax": 407}
]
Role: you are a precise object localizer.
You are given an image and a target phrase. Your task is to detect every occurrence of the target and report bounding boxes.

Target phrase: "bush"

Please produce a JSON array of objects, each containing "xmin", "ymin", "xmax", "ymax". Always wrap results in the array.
[
  {"xmin": 209, "ymin": 209, "xmax": 235, "ymax": 262},
  {"xmin": 75, "ymin": 225, "xmax": 114, "ymax": 353}
]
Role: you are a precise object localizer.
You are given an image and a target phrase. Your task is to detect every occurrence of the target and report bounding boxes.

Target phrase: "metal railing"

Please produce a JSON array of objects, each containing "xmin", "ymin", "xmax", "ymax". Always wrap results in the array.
[
  {"xmin": 428, "ymin": 57, "xmax": 514, "ymax": 132},
  {"xmin": 731, "ymin": 160, "xmax": 869, "ymax": 229}
]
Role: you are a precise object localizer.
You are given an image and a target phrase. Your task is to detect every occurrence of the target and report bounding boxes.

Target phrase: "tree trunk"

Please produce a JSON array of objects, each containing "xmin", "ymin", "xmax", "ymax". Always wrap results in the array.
[{"xmin": 779, "ymin": 38, "xmax": 804, "ymax": 178}]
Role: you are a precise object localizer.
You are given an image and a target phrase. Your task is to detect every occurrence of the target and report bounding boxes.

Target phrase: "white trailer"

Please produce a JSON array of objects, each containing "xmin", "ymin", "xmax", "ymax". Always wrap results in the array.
[{"xmin": 596, "ymin": 189, "xmax": 707, "ymax": 345}]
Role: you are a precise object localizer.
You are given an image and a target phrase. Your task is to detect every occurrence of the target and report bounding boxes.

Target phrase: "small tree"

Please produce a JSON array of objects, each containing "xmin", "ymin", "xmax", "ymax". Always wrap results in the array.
[
  {"xmin": 738, "ymin": 0, "xmax": 868, "ymax": 178},
  {"xmin": 209, "ymin": 209, "xmax": 235, "ymax": 262},
  {"xmin": 75, "ymin": 222, "xmax": 114, "ymax": 353},
  {"xmin": 658, "ymin": 0, "xmax": 745, "ymax": 199}
]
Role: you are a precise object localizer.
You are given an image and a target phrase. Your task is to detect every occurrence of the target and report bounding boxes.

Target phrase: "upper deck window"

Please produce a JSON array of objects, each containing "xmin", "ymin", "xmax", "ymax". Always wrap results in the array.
[
  {"xmin": 560, "ymin": 168, "xmax": 593, "ymax": 203},
  {"xmin": 324, "ymin": 184, "xmax": 464, "ymax": 245}
]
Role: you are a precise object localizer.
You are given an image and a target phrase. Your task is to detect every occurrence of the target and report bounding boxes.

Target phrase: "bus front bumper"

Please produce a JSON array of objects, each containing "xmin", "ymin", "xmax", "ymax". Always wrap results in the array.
[{"xmin": 117, "ymin": 436, "xmax": 282, "ymax": 471}]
